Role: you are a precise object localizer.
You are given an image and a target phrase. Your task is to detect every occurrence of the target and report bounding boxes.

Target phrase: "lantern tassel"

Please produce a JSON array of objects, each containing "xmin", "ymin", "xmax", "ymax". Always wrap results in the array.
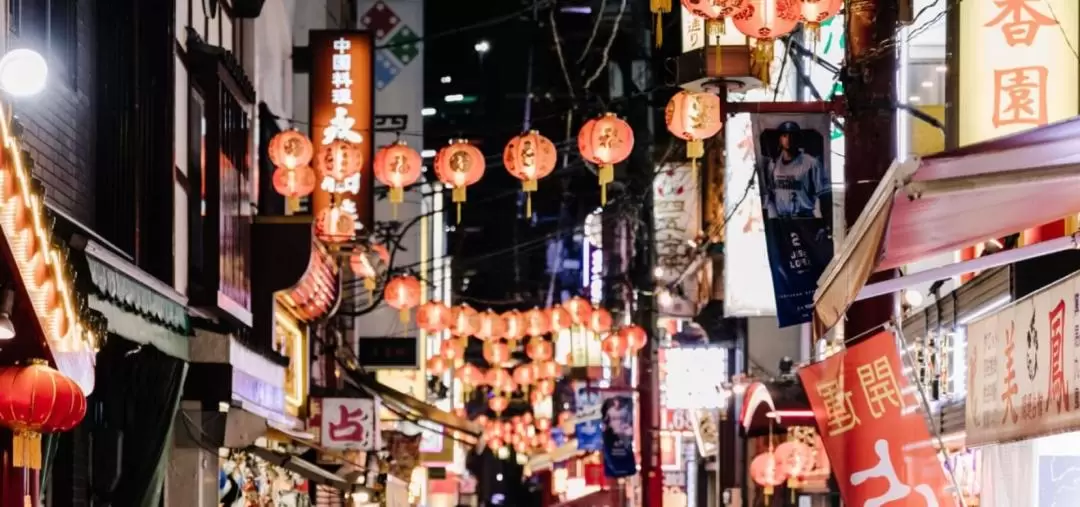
[
  {"xmin": 706, "ymin": 19, "xmax": 724, "ymax": 71},
  {"xmin": 12, "ymin": 430, "xmax": 41, "ymax": 470},
  {"xmin": 390, "ymin": 186, "xmax": 404, "ymax": 204},
  {"xmin": 453, "ymin": 185, "xmax": 466, "ymax": 224},
  {"xmin": 750, "ymin": 40, "xmax": 775, "ymax": 88},
  {"xmin": 598, "ymin": 164, "xmax": 614, "ymax": 205},
  {"xmin": 526, "ymin": 193, "xmax": 532, "ymax": 218},
  {"xmin": 649, "ymin": 0, "xmax": 671, "ymax": 48},
  {"xmin": 364, "ymin": 277, "xmax": 375, "ymax": 304},
  {"xmin": 686, "ymin": 139, "xmax": 704, "ymax": 159},
  {"xmin": 399, "ymin": 308, "xmax": 409, "ymax": 323}
]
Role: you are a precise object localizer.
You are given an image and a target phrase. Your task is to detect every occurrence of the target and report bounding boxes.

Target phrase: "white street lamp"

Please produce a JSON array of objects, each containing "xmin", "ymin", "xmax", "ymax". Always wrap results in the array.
[{"xmin": 0, "ymin": 49, "xmax": 48, "ymax": 97}]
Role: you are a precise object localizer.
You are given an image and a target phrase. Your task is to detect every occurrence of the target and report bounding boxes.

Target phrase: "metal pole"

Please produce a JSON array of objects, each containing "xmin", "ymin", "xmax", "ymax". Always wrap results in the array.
[{"xmin": 842, "ymin": 0, "xmax": 900, "ymax": 345}]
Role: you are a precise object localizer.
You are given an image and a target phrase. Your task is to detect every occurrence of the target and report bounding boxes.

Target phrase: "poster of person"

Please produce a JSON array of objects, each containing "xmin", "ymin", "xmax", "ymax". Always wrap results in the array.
[
  {"xmin": 574, "ymin": 382, "xmax": 603, "ymax": 451},
  {"xmin": 600, "ymin": 392, "xmax": 636, "ymax": 478},
  {"xmin": 752, "ymin": 113, "xmax": 834, "ymax": 327}
]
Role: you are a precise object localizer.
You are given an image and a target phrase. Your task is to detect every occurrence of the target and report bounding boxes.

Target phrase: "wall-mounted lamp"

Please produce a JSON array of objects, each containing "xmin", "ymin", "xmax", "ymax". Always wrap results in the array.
[
  {"xmin": 0, "ymin": 288, "xmax": 15, "ymax": 340},
  {"xmin": 0, "ymin": 49, "xmax": 48, "ymax": 97}
]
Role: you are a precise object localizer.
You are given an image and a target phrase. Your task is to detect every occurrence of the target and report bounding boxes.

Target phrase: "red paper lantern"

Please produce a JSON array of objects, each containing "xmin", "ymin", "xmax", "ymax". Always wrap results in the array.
[
  {"xmin": 426, "ymin": 356, "xmax": 449, "ymax": 377},
  {"xmin": 0, "ymin": 361, "xmax": 87, "ymax": 472},
  {"xmin": 416, "ymin": 301, "xmax": 452, "ymax": 333},
  {"xmin": 489, "ymin": 394, "xmax": 510, "ymax": 416},
  {"xmin": 384, "ymin": 275, "xmax": 422, "ymax": 322},
  {"xmin": 523, "ymin": 307, "xmax": 549, "ymax": 337},
  {"xmin": 314, "ymin": 206, "xmax": 356, "ymax": 244},
  {"xmin": 373, "ymin": 141, "xmax": 422, "ymax": 205},
  {"xmin": 618, "ymin": 324, "xmax": 649, "ymax": 354},
  {"xmin": 537, "ymin": 360, "xmax": 560, "ymax": 379},
  {"xmin": 535, "ymin": 417, "xmax": 552, "ymax": 432},
  {"xmin": 504, "ymin": 131, "xmax": 557, "ymax": 217},
  {"xmin": 682, "ymin": 0, "xmax": 748, "ymax": 30},
  {"xmin": 601, "ymin": 333, "xmax": 629, "ymax": 360},
  {"xmin": 434, "ymin": 139, "xmax": 486, "ymax": 222},
  {"xmin": 797, "ymin": 0, "xmax": 843, "ymax": 42},
  {"xmin": 457, "ymin": 363, "xmax": 485, "ymax": 387},
  {"xmin": 440, "ymin": 337, "xmax": 467, "ymax": 366},
  {"xmin": 486, "ymin": 368, "xmax": 513, "ymax": 392},
  {"xmin": 502, "ymin": 310, "xmax": 527, "ymax": 346},
  {"xmin": 577, "ymin": 113, "xmax": 634, "ymax": 204},
  {"xmin": 530, "ymin": 390, "xmax": 548, "ymax": 406},
  {"xmin": 732, "ymin": 0, "xmax": 800, "ymax": 85},
  {"xmin": 750, "ymin": 452, "xmax": 789, "ymax": 497},
  {"xmin": 451, "ymin": 304, "xmax": 480, "ymax": 337},
  {"xmin": 271, "ymin": 166, "xmax": 317, "ymax": 198},
  {"xmin": 513, "ymin": 364, "xmax": 537, "ymax": 387},
  {"xmin": 547, "ymin": 305, "xmax": 573, "ymax": 333},
  {"xmin": 665, "ymin": 90, "xmax": 723, "ymax": 161},
  {"xmin": 476, "ymin": 310, "xmax": 507, "ymax": 341},
  {"xmin": 526, "ymin": 337, "xmax": 554, "ymax": 362},
  {"xmin": 314, "ymin": 139, "xmax": 365, "ymax": 181},
  {"xmin": 483, "ymin": 340, "xmax": 511, "ymax": 365},
  {"xmin": 774, "ymin": 441, "xmax": 813, "ymax": 478},
  {"xmin": 588, "ymin": 308, "xmax": 614, "ymax": 335},
  {"xmin": 536, "ymin": 378, "xmax": 556, "ymax": 396},
  {"xmin": 268, "ymin": 130, "xmax": 315, "ymax": 170},
  {"xmin": 563, "ymin": 297, "xmax": 593, "ymax": 327}
]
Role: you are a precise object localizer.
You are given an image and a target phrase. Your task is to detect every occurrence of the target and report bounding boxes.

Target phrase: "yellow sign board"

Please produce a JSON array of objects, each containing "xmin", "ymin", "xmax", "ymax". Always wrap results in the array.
[{"xmin": 958, "ymin": 0, "xmax": 1080, "ymax": 146}]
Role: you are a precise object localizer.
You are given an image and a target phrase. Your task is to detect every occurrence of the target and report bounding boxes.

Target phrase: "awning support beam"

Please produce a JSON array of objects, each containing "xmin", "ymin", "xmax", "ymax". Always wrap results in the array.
[
  {"xmin": 905, "ymin": 161, "xmax": 1080, "ymax": 200},
  {"xmin": 856, "ymin": 233, "xmax": 1080, "ymax": 301}
]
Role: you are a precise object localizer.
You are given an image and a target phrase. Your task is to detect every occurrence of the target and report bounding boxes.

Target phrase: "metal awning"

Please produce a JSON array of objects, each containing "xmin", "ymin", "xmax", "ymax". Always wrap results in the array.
[
  {"xmin": 246, "ymin": 446, "xmax": 370, "ymax": 494},
  {"xmin": 347, "ymin": 371, "xmax": 484, "ymax": 443},
  {"xmin": 814, "ymin": 117, "xmax": 1080, "ymax": 335}
]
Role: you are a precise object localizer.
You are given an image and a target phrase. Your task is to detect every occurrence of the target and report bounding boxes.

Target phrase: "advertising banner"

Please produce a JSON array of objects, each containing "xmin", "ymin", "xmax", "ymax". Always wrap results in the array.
[
  {"xmin": 798, "ymin": 331, "xmax": 953, "ymax": 506},
  {"xmin": 320, "ymin": 397, "xmax": 378, "ymax": 450},
  {"xmin": 752, "ymin": 113, "xmax": 834, "ymax": 326},
  {"xmin": 965, "ymin": 271, "xmax": 1080, "ymax": 446},
  {"xmin": 574, "ymin": 382, "xmax": 603, "ymax": 451},
  {"xmin": 600, "ymin": 392, "xmax": 637, "ymax": 478}
]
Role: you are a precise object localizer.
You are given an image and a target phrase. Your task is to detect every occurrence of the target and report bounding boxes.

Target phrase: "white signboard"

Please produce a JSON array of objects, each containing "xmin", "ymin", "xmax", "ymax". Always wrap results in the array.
[
  {"xmin": 320, "ymin": 398, "xmax": 378, "ymax": 450},
  {"xmin": 966, "ymin": 272, "xmax": 1080, "ymax": 446},
  {"xmin": 654, "ymin": 162, "xmax": 701, "ymax": 317},
  {"xmin": 660, "ymin": 347, "xmax": 728, "ymax": 409}
]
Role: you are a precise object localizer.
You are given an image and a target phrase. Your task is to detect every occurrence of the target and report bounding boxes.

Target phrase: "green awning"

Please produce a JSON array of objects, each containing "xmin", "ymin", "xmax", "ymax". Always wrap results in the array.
[{"xmin": 83, "ymin": 253, "xmax": 190, "ymax": 336}]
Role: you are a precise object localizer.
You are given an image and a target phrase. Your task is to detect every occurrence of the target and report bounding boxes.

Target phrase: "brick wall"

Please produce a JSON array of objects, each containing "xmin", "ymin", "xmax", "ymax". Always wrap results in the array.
[{"xmin": 12, "ymin": 0, "xmax": 96, "ymax": 228}]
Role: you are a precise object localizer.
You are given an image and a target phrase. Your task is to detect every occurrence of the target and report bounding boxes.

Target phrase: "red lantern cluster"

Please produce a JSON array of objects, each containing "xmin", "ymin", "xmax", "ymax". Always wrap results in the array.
[
  {"xmin": 0, "ymin": 361, "xmax": 87, "ymax": 471},
  {"xmin": 268, "ymin": 130, "xmax": 317, "ymax": 198}
]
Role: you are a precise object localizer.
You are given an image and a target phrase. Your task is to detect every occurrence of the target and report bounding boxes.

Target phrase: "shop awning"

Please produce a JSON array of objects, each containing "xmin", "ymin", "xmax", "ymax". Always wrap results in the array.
[
  {"xmin": 740, "ymin": 380, "xmax": 814, "ymax": 437},
  {"xmin": 252, "ymin": 217, "xmax": 341, "ymax": 335},
  {"xmin": 246, "ymin": 446, "xmax": 370, "ymax": 494},
  {"xmin": 526, "ymin": 439, "xmax": 585, "ymax": 471},
  {"xmin": 347, "ymin": 371, "xmax": 484, "ymax": 443},
  {"xmin": 814, "ymin": 117, "xmax": 1080, "ymax": 335}
]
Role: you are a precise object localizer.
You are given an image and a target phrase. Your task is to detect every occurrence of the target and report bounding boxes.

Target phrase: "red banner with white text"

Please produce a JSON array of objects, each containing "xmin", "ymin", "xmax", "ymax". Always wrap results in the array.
[{"xmin": 798, "ymin": 331, "xmax": 954, "ymax": 506}]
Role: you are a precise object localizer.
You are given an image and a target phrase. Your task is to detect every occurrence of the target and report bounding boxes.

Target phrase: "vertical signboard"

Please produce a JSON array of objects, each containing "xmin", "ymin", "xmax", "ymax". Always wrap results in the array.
[
  {"xmin": 957, "ymin": 0, "xmax": 1079, "ymax": 147},
  {"xmin": 309, "ymin": 30, "xmax": 375, "ymax": 231},
  {"xmin": 653, "ymin": 162, "xmax": 701, "ymax": 317}
]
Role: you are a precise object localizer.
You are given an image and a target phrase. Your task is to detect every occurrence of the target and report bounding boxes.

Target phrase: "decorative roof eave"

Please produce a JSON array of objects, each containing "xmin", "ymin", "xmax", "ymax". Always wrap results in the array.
[
  {"xmin": 0, "ymin": 103, "xmax": 106, "ymax": 394},
  {"xmin": 184, "ymin": 28, "xmax": 257, "ymax": 103},
  {"xmin": 275, "ymin": 239, "xmax": 341, "ymax": 322}
]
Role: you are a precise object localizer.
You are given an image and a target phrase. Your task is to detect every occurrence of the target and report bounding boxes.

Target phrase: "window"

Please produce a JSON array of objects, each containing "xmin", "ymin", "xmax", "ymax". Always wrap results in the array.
[
  {"xmin": 188, "ymin": 90, "xmax": 207, "ymax": 292},
  {"xmin": 12, "ymin": 0, "xmax": 77, "ymax": 86}
]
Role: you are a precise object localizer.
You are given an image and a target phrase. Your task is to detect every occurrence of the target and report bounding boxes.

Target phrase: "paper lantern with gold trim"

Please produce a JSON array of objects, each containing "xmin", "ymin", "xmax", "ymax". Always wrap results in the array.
[
  {"xmin": 268, "ymin": 130, "xmax": 315, "ymax": 170},
  {"xmin": 476, "ymin": 310, "xmax": 507, "ymax": 342},
  {"xmin": 588, "ymin": 308, "xmax": 614, "ymax": 335},
  {"xmin": 682, "ymin": 0, "xmax": 748, "ymax": 33},
  {"xmin": 450, "ymin": 304, "xmax": 480, "ymax": 337},
  {"xmin": 440, "ymin": 337, "xmax": 467, "ymax": 366},
  {"xmin": 373, "ymin": 141, "xmax": 422, "ymax": 214},
  {"xmin": 665, "ymin": 90, "xmax": 722, "ymax": 165},
  {"xmin": 384, "ymin": 275, "xmax": 422, "ymax": 322},
  {"xmin": 618, "ymin": 324, "xmax": 649, "ymax": 354},
  {"xmin": 434, "ymin": 139, "xmax": 486, "ymax": 223},
  {"xmin": 523, "ymin": 307, "xmax": 549, "ymax": 338},
  {"xmin": 563, "ymin": 296, "xmax": 593, "ymax": 328},
  {"xmin": 525, "ymin": 337, "xmax": 554, "ymax": 362},
  {"xmin": 501, "ymin": 310, "xmax": 527, "ymax": 348},
  {"xmin": 314, "ymin": 205, "xmax": 356, "ymax": 244},
  {"xmin": 272, "ymin": 165, "xmax": 317, "ymax": 198},
  {"xmin": 482, "ymin": 340, "xmax": 510, "ymax": 366},
  {"xmin": 314, "ymin": 139, "xmax": 365, "ymax": 181},
  {"xmin": 0, "ymin": 361, "xmax": 87, "ymax": 473},
  {"xmin": 751, "ymin": 452, "xmax": 788, "ymax": 498},
  {"xmin": 416, "ymin": 301, "xmax": 453, "ymax": 334},
  {"xmin": 797, "ymin": 0, "xmax": 842, "ymax": 43},
  {"xmin": 732, "ymin": 0, "xmax": 800, "ymax": 85},
  {"xmin": 577, "ymin": 113, "xmax": 634, "ymax": 205},
  {"xmin": 504, "ymin": 131, "xmax": 557, "ymax": 217}
]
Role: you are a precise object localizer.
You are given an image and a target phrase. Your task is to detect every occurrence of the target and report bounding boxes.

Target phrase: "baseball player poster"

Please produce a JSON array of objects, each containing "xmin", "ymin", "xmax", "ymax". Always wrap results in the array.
[{"xmin": 752, "ymin": 113, "xmax": 834, "ymax": 327}]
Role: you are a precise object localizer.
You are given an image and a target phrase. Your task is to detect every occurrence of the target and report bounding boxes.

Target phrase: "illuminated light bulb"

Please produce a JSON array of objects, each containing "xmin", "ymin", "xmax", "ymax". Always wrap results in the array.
[
  {"xmin": 657, "ymin": 288, "xmax": 674, "ymax": 308},
  {"xmin": 0, "ymin": 48, "xmax": 48, "ymax": 97}
]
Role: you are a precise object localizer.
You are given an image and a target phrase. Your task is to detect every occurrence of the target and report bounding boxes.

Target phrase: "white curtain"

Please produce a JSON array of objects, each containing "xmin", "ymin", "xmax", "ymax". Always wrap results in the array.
[{"xmin": 979, "ymin": 440, "xmax": 1035, "ymax": 507}]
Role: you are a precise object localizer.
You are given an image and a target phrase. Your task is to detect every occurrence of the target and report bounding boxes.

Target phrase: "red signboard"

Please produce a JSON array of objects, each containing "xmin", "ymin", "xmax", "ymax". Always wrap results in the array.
[{"xmin": 798, "ymin": 331, "xmax": 953, "ymax": 506}]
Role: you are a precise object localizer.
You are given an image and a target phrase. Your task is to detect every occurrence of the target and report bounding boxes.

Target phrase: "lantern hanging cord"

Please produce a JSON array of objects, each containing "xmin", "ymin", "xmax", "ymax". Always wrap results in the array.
[{"xmin": 373, "ymin": 1, "xmax": 555, "ymax": 51}]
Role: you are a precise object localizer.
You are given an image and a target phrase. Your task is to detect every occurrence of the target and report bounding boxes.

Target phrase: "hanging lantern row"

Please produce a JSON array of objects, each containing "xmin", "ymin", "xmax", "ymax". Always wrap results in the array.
[{"xmin": 410, "ymin": 297, "xmax": 617, "ymax": 344}]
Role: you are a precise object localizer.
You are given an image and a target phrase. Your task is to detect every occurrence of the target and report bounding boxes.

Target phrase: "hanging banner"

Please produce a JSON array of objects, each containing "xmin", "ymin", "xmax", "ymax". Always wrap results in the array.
[
  {"xmin": 574, "ymin": 383, "xmax": 603, "ymax": 451},
  {"xmin": 752, "ymin": 113, "xmax": 834, "ymax": 326},
  {"xmin": 965, "ymin": 271, "xmax": 1080, "ymax": 446},
  {"xmin": 601, "ymin": 392, "xmax": 637, "ymax": 478},
  {"xmin": 798, "ymin": 331, "xmax": 953, "ymax": 506},
  {"xmin": 653, "ymin": 162, "xmax": 701, "ymax": 317}
]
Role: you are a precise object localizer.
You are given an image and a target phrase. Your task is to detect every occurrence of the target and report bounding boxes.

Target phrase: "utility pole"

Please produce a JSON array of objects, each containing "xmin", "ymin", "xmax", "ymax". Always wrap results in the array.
[{"xmin": 843, "ymin": 0, "xmax": 899, "ymax": 344}]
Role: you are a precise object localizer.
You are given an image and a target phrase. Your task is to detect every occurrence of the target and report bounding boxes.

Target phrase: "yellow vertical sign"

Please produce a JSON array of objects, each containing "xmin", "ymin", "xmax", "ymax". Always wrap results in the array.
[{"xmin": 958, "ymin": 0, "xmax": 1080, "ymax": 146}]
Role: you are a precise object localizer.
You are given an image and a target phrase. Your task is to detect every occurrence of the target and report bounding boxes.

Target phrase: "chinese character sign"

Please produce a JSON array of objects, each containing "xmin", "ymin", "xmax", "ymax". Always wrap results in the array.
[
  {"xmin": 320, "ymin": 398, "xmax": 378, "ymax": 450},
  {"xmin": 799, "ymin": 332, "xmax": 953, "ymax": 507},
  {"xmin": 653, "ymin": 162, "xmax": 701, "ymax": 317},
  {"xmin": 958, "ymin": 0, "xmax": 1079, "ymax": 146},
  {"xmin": 309, "ymin": 30, "xmax": 375, "ymax": 230},
  {"xmin": 751, "ymin": 113, "xmax": 834, "ymax": 327},
  {"xmin": 965, "ymin": 271, "xmax": 1080, "ymax": 446}
]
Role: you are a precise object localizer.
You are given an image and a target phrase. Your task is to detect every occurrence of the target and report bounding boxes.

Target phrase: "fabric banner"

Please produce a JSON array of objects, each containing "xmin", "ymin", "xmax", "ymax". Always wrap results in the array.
[
  {"xmin": 601, "ymin": 392, "xmax": 637, "ymax": 478},
  {"xmin": 574, "ymin": 382, "xmax": 603, "ymax": 451},
  {"xmin": 965, "ymin": 271, "xmax": 1080, "ymax": 446},
  {"xmin": 798, "ymin": 331, "xmax": 954, "ymax": 506},
  {"xmin": 752, "ymin": 113, "xmax": 834, "ymax": 327}
]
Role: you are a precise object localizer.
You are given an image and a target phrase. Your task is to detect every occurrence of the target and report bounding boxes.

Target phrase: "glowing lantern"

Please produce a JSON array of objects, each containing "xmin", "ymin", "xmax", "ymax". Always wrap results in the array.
[
  {"xmin": 514, "ymin": 439, "xmax": 530, "ymax": 454},
  {"xmin": 523, "ymin": 307, "xmax": 549, "ymax": 337},
  {"xmin": 732, "ymin": 0, "xmax": 800, "ymax": 85},
  {"xmin": 483, "ymin": 340, "xmax": 511, "ymax": 366},
  {"xmin": 268, "ymin": 130, "xmax": 315, "ymax": 170},
  {"xmin": 434, "ymin": 139, "xmax": 486, "ymax": 223},
  {"xmin": 547, "ymin": 305, "xmax": 572, "ymax": 334},
  {"xmin": 426, "ymin": 356, "xmax": 449, "ymax": 377},
  {"xmin": 774, "ymin": 441, "xmax": 813, "ymax": 488},
  {"xmin": 504, "ymin": 131, "xmax": 557, "ymax": 217},
  {"xmin": 384, "ymin": 275, "xmax": 422, "ymax": 322},
  {"xmin": 488, "ymin": 437, "xmax": 504, "ymax": 452},
  {"xmin": 502, "ymin": 310, "xmax": 527, "ymax": 348},
  {"xmin": 682, "ymin": 0, "xmax": 748, "ymax": 34},
  {"xmin": 513, "ymin": 364, "xmax": 537, "ymax": 387},
  {"xmin": 601, "ymin": 333, "xmax": 629, "ymax": 361},
  {"xmin": 416, "ymin": 301, "xmax": 452, "ymax": 333},
  {"xmin": 536, "ymin": 378, "xmax": 556, "ymax": 396},
  {"xmin": 0, "ymin": 360, "xmax": 86, "ymax": 484},
  {"xmin": 349, "ymin": 244, "xmax": 390, "ymax": 295},
  {"xmin": 489, "ymin": 395, "xmax": 510, "ymax": 416},
  {"xmin": 457, "ymin": 364, "xmax": 485, "ymax": 387},
  {"xmin": 440, "ymin": 337, "xmax": 467, "ymax": 366},
  {"xmin": 314, "ymin": 205, "xmax": 356, "ymax": 243},
  {"xmin": 476, "ymin": 310, "xmax": 507, "ymax": 341},
  {"xmin": 750, "ymin": 452, "xmax": 788, "ymax": 498},
  {"xmin": 526, "ymin": 337, "xmax": 554, "ymax": 362},
  {"xmin": 537, "ymin": 361, "xmax": 560, "ymax": 379},
  {"xmin": 271, "ymin": 166, "xmax": 317, "ymax": 198},
  {"xmin": 665, "ymin": 90, "xmax": 723, "ymax": 166},
  {"xmin": 588, "ymin": 308, "xmax": 613, "ymax": 335},
  {"xmin": 373, "ymin": 140, "xmax": 423, "ymax": 215},
  {"xmin": 563, "ymin": 297, "xmax": 593, "ymax": 327},
  {"xmin": 314, "ymin": 139, "xmax": 365, "ymax": 181},
  {"xmin": 486, "ymin": 368, "xmax": 513, "ymax": 393},
  {"xmin": 577, "ymin": 113, "xmax": 634, "ymax": 205},
  {"xmin": 618, "ymin": 324, "xmax": 649, "ymax": 354},
  {"xmin": 451, "ymin": 304, "xmax": 480, "ymax": 337},
  {"xmin": 535, "ymin": 417, "xmax": 552, "ymax": 432},
  {"xmin": 796, "ymin": 0, "xmax": 843, "ymax": 44}
]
